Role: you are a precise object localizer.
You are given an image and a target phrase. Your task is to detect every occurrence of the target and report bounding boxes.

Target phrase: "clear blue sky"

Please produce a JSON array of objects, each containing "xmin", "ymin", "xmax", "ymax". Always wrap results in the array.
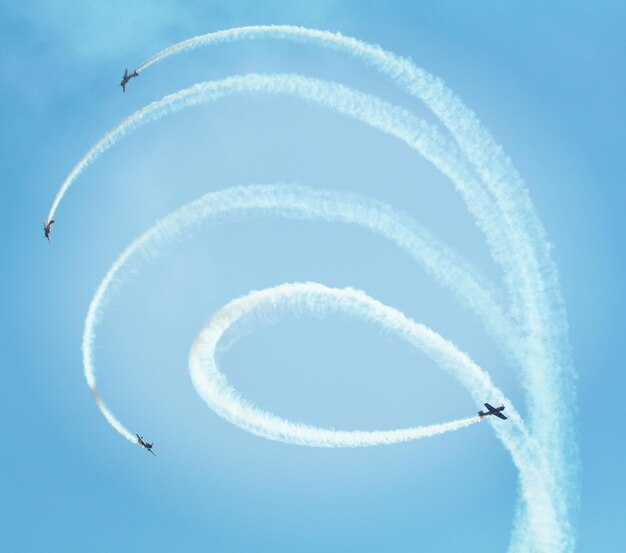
[{"xmin": 1, "ymin": 2, "xmax": 623, "ymax": 552}]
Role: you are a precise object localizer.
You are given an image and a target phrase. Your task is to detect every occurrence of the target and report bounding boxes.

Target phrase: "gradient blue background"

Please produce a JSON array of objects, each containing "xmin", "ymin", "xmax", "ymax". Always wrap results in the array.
[{"xmin": 1, "ymin": 2, "xmax": 623, "ymax": 551}]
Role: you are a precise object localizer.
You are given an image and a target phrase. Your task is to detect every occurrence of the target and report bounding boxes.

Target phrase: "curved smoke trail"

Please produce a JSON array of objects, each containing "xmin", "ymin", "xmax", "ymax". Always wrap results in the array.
[
  {"xmin": 83, "ymin": 183, "xmax": 508, "ymax": 443},
  {"xmin": 138, "ymin": 25, "xmax": 576, "ymax": 488},
  {"xmin": 190, "ymin": 281, "xmax": 489, "ymax": 447},
  {"xmin": 137, "ymin": 28, "xmax": 577, "ymax": 550},
  {"xmin": 48, "ymin": 73, "xmax": 497, "ymax": 250},
  {"xmin": 48, "ymin": 71, "xmax": 519, "ymax": 362},
  {"xmin": 49, "ymin": 26, "xmax": 578, "ymax": 552},
  {"xmin": 82, "ymin": 184, "xmax": 555, "ymax": 552}
]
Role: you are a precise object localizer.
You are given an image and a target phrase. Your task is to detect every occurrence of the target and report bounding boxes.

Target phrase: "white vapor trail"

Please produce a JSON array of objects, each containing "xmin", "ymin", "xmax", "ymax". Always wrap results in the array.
[
  {"xmin": 138, "ymin": 24, "xmax": 576, "ymax": 486},
  {"xmin": 50, "ymin": 25, "xmax": 577, "ymax": 553},
  {"xmin": 82, "ymin": 183, "xmax": 506, "ymax": 442},
  {"xmin": 190, "ymin": 282, "xmax": 485, "ymax": 447},
  {"xmin": 138, "ymin": 26, "xmax": 575, "ymax": 462},
  {"xmin": 81, "ymin": 184, "xmax": 556, "ymax": 552},
  {"xmin": 134, "ymin": 27, "xmax": 577, "ymax": 550},
  {"xmin": 136, "ymin": 25, "xmax": 562, "ymax": 342},
  {"xmin": 50, "ymin": 72, "xmax": 518, "ymax": 361}
]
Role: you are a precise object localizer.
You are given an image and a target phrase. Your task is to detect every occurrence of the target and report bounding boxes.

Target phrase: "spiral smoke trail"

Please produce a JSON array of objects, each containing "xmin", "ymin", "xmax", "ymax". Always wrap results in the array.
[
  {"xmin": 82, "ymin": 184, "xmax": 508, "ymax": 442},
  {"xmin": 49, "ymin": 27, "xmax": 577, "ymax": 552},
  {"xmin": 138, "ymin": 27, "xmax": 576, "ymax": 476}
]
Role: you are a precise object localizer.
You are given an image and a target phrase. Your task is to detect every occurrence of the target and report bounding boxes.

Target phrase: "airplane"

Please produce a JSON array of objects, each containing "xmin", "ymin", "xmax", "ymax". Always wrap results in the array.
[
  {"xmin": 120, "ymin": 68, "xmax": 139, "ymax": 93},
  {"xmin": 479, "ymin": 403, "xmax": 507, "ymax": 420},
  {"xmin": 136, "ymin": 434, "xmax": 156, "ymax": 456},
  {"xmin": 43, "ymin": 219, "xmax": 54, "ymax": 244}
]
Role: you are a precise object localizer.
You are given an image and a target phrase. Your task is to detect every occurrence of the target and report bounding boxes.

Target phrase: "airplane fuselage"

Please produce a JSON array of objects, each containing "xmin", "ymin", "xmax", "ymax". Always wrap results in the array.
[
  {"xmin": 478, "ymin": 403, "xmax": 507, "ymax": 420},
  {"xmin": 120, "ymin": 69, "xmax": 139, "ymax": 92},
  {"xmin": 136, "ymin": 434, "xmax": 155, "ymax": 454},
  {"xmin": 43, "ymin": 220, "xmax": 54, "ymax": 243},
  {"xmin": 479, "ymin": 410, "xmax": 501, "ymax": 417}
]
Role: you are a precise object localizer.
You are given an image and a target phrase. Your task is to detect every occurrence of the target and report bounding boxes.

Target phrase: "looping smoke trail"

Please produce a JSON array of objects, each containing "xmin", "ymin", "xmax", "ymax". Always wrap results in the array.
[
  {"xmin": 136, "ymin": 24, "xmax": 561, "ymax": 341},
  {"xmin": 82, "ymin": 184, "xmax": 555, "ymax": 552},
  {"xmin": 135, "ymin": 27, "xmax": 577, "ymax": 550},
  {"xmin": 191, "ymin": 282, "xmax": 485, "ymax": 447},
  {"xmin": 137, "ymin": 26, "xmax": 577, "ymax": 485},
  {"xmin": 49, "ymin": 26, "xmax": 578, "ymax": 553},
  {"xmin": 50, "ymin": 73, "xmax": 519, "ymax": 359},
  {"xmin": 82, "ymin": 183, "xmax": 508, "ymax": 442}
]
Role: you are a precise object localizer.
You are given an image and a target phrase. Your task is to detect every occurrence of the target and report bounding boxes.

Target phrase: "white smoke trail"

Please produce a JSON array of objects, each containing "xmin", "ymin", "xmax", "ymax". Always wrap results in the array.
[
  {"xmin": 136, "ymin": 24, "xmax": 559, "ymax": 310},
  {"xmin": 190, "ymin": 280, "xmax": 562, "ymax": 552},
  {"xmin": 82, "ymin": 183, "xmax": 508, "ymax": 438},
  {"xmin": 90, "ymin": 390, "xmax": 136, "ymax": 443},
  {"xmin": 134, "ymin": 24, "xmax": 549, "ymax": 333},
  {"xmin": 82, "ymin": 183, "xmax": 558, "ymax": 551},
  {"xmin": 191, "ymin": 284, "xmax": 485, "ymax": 447},
  {"xmin": 190, "ymin": 282, "xmax": 498, "ymax": 448},
  {"xmin": 48, "ymin": 74, "xmax": 492, "ymax": 239},
  {"xmin": 59, "ymin": 75, "xmax": 569, "ymax": 549},
  {"xmin": 137, "ymin": 24, "xmax": 577, "ymax": 516},
  {"xmin": 132, "ymin": 27, "xmax": 577, "ymax": 549},
  {"xmin": 51, "ymin": 72, "xmax": 518, "ymax": 359},
  {"xmin": 55, "ymin": 25, "xmax": 577, "ymax": 552}
]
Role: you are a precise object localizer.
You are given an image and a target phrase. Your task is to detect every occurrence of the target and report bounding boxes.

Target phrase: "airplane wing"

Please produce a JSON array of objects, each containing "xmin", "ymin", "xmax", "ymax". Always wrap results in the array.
[
  {"xmin": 484, "ymin": 402, "xmax": 496, "ymax": 411},
  {"xmin": 493, "ymin": 411, "xmax": 507, "ymax": 420},
  {"xmin": 149, "ymin": 449, "xmax": 156, "ymax": 456},
  {"xmin": 121, "ymin": 83, "xmax": 126, "ymax": 93}
]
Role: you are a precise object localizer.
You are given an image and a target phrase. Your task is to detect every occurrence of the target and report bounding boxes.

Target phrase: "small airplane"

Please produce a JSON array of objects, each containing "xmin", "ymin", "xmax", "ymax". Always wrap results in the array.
[
  {"xmin": 136, "ymin": 434, "xmax": 156, "ymax": 456},
  {"xmin": 479, "ymin": 403, "xmax": 507, "ymax": 420},
  {"xmin": 120, "ymin": 68, "xmax": 139, "ymax": 93},
  {"xmin": 43, "ymin": 219, "xmax": 55, "ymax": 244}
]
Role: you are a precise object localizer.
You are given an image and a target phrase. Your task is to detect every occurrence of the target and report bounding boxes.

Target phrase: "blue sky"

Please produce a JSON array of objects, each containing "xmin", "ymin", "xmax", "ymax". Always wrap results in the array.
[{"xmin": 1, "ymin": 2, "xmax": 623, "ymax": 552}]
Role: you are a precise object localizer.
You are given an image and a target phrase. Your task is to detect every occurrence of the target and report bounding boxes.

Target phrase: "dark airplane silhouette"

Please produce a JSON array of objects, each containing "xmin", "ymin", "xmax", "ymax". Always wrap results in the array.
[
  {"xmin": 136, "ymin": 434, "xmax": 156, "ymax": 456},
  {"xmin": 43, "ymin": 219, "xmax": 54, "ymax": 244},
  {"xmin": 479, "ymin": 403, "xmax": 507, "ymax": 420},
  {"xmin": 120, "ymin": 69, "xmax": 139, "ymax": 93}
]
